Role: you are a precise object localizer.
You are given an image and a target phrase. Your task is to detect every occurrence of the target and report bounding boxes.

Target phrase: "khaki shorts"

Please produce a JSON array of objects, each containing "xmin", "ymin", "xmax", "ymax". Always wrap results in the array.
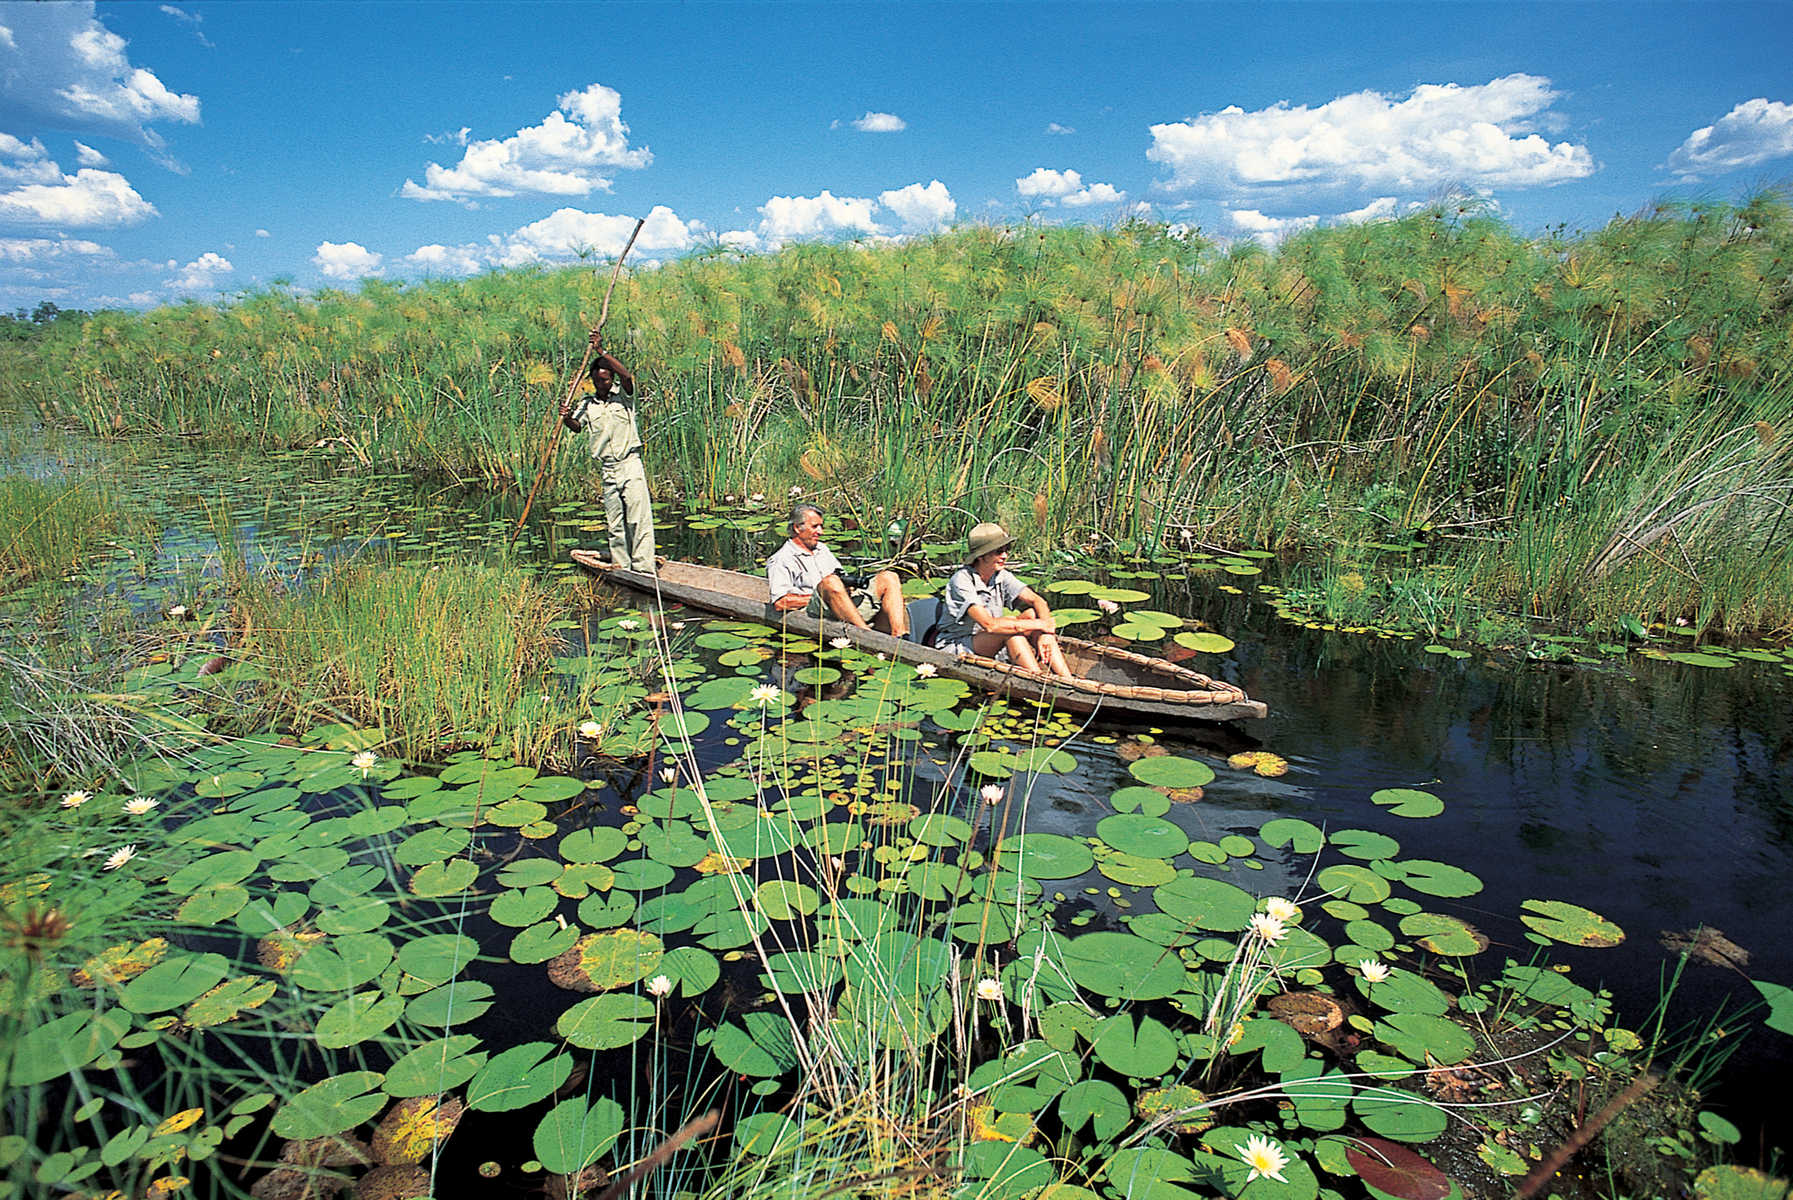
[{"xmin": 804, "ymin": 586, "xmax": 876, "ymax": 623}]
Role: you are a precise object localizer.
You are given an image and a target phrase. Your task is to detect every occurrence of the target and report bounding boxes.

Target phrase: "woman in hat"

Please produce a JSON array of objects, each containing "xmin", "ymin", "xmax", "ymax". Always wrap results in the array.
[{"xmin": 933, "ymin": 522, "xmax": 1075, "ymax": 678}]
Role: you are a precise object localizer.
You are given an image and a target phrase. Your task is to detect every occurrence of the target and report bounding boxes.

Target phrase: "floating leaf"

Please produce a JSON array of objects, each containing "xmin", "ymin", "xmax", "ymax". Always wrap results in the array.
[
  {"xmin": 533, "ymin": 1096, "xmax": 624, "ymax": 1175},
  {"xmin": 1371, "ymin": 788, "xmax": 1444, "ymax": 819},
  {"xmin": 1128, "ymin": 756, "xmax": 1215, "ymax": 789},
  {"xmin": 315, "ymin": 990, "xmax": 406, "ymax": 1049},
  {"xmin": 1398, "ymin": 913, "xmax": 1488, "ymax": 956},
  {"xmin": 467, "ymin": 1042, "xmax": 575, "ymax": 1113},
  {"xmin": 1520, "ymin": 899, "xmax": 1625, "ymax": 947},
  {"xmin": 1097, "ymin": 814, "xmax": 1190, "ymax": 859},
  {"xmin": 547, "ymin": 929, "xmax": 664, "ymax": 992},
  {"xmin": 1060, "ymin": 932, "xmax": 1188, "ymax": 1001},
  {"xmin": 558, "ymin": 993, "xmax": 656, "ymax": 1050},
  {"xmin": 383, "ymin": 1035, "xmax": 487, "ymax": 1097},
  {"xmin": 271, "ymin": 1071, "xmax": 387, "ymax": 1139},
  {"xmin": 993, "ymin": 833, "xmax": 1094, "ymax": 880}
]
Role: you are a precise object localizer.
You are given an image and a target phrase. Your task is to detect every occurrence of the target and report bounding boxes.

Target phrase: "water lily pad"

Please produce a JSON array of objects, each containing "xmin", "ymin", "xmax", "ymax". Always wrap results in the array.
[
  {"xmin": 1060, "ymin": 932, "xmax": 1188, "ymax": 1001},
  {"xmin": 547, "ymin": 929, "xmax": 664, "ymax": 992},
  {"xmin": 1153, "ymin": 876, "xmax": 1256, "ymax": 933},
  {"xmin": 533, "ymin": 1096, "xmax": 623, "ymax": 1175},
  {"xmin": 1391, "ymin": 860, "xmax": 1482, "ymax": 898},
  {"xmin": 1097, "ymin": 814, "xmax": 1190, "ymax": 859},
  {"xmin": 1090, "ymin": 1011, "xmax": 1179, "ymax": 1076},
  {"xmin": 270, "ymin": 1070, "xmax": 387, "ymax": 1139},
  {"xmin": 1258, "ymin": 818, "xmax": 1324, "ymax": 854},
  {"xmin": 409, "ymin": 858, "xmax": 479, "ymax": 896},
  {"xmin": 557, "ymin": 993, "xmax": 657, "ymax": 1049},
  {"xmin": 406, "ymin": 980, "xmax": 497, "ymax": 1027},
  {"xmin": 466, "ymin": 1042, "xmax": 575, "ymax": 1113},
  {"xmin": 120, "ymin": 953, "xmax": 231, "ymax": 1014},
  {"xmin": 315, "ymin": 990, "xmax": 406, "ymax": 1049},
  {"xmin": 1519, "ymin": 899, "xmax": 1625, "ymax": 947},
  {"xmin": 384, "ymin": 1034, "xmax": 486, "ymax": 1097},
  {"xmin": 509, "ymin": 919, "xmax": 580, "ymax": 964},
  {"xmin": 1128, "ymin": 756, "xmax": 1215, "ymax": 789},
  {"xmin": 1397, "ymin": 913, "xmax": 1488, "ymax": 956},
  {"xmin": 1371, "ymin": 788, "xmax": 1444, "ymax": 819},
  {"xmin": 993, "ymin": 833, "xmax": 1094, "ymax": 880},
  {"xmin": 1317, "ymin": 864, "xmax": 1391, "ymax": 904},
  {"xmin": 1173, "ymin": 631, "xmax": 1236, "ymax": 654}
]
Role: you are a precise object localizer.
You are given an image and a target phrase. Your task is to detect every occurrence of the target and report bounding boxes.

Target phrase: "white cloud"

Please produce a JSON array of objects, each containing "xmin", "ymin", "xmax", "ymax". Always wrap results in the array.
[
  {"xmin": 0, "ymin": 166, "xmax": 157, "ymax": 226},
  {"xmin": 495, "ymin": 204, "xmax": 697, "ymax": 267},
  {"xmin": 878, "ymin": 180, "xmax": 954, "ymax": 231},
  {"xmin": 1338, "ymin": 196, "xmax": 1400, "ymax": 223},
  {"xmin": 314, "ymin": 241, "xmax": 383, "ymax": 280},
  {"xmin": 1046, "ymin": 122, "xmax": 1075, "ymax": 136},
  {"xmin": 400, "ymin": 83, "xmax": 652, "ymax": 203},
  {"xmin": 850, "ymin": 111, "xmax": 906, "ymax": 133},
  {"xmin": 758, "ymin": 190, "xmax": 881, "ymax": 242},
  {"xmin": 0, "ymin": 24, "xmax": 15, "ymax": 51},
  {"xmin": 405, "ymin": 243, "xmax": 489, "ymax": 276},
  {"xmin": 254, "ymin": 228, "xmax": 270, "ymax": 238},
  {"xmin": 1015, "ymin": 167, "xmax": 1123, "ymax": 207},
  {"xmin": 0, "ymin": 235, "xmax": 112, "ymax": 264},
  {"xmin": 0, "ymin": 3, "xmax": 199, "ymax": 150},
  {"xmin": 1667, "ymin": 98, "xmax": 1793, "ymax": 178},
  {"xmin": 1017, "ymin": 167, "xmax": 1083, "ymax": 200},
  {"xmin": 73, "ymin": 141, "xmax": 108, "ymax": 167},
  {"xmin": 168, "ymin": 250, "xmax": 231, "ymax": 291},
  {"xmin": 1062, "ymin": 182, "xmax": 1124, "ymax": 208},
  {"xmin": 402, "ymin": 204, "xmax": 698, "ymax": 275},
  {"xmin": 0, "ymin": 136, "xmax": 65, "ymax": 187},
  {"xmin": 1227, "ymin": 208, "xmax": 1320, "ymax": 245},
  {"xmin": 1148, "ymin": 74, "xmax": 1594, "ymax": 195}
]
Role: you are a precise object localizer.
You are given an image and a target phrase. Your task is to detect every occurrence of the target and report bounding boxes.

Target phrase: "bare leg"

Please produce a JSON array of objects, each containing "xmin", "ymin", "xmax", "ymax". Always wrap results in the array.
[
  {"xmin": 1004, "ymin": 634, "xmax": 1045, "ymax": 673},
  {"xmin": 815, "ymin": 574, "xmax": 869, "ymax": 627},
  {"xmin": 867, "ymin": 570, "xmax": 908, "ymax": 638},
  {"xmin": 1036, "ymin": 632, "xmax": 1075, "ymax": 679}
]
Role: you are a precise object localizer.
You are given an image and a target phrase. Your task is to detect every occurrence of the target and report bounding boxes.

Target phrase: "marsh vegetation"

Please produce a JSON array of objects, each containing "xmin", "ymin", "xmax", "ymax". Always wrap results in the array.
[{"xmin": 2, "ymin": 201, "xmax": 1791, "ymax": 1200}]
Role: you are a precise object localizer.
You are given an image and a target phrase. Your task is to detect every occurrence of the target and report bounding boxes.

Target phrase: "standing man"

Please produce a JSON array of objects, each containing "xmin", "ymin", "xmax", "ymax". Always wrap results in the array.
[
  {"xmin": 561, "ymin": 327, "xmax": 655, "ymax": 572},
  {"xmin": 767, "ymin": 503, "xmax": 909, "ymax": 638}
]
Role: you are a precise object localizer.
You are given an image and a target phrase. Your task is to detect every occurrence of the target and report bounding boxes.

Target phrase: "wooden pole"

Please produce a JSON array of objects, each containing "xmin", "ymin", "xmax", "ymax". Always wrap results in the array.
[{"xmin": 510, "ymin": 216, "xmax": 646, "ymax": 543}]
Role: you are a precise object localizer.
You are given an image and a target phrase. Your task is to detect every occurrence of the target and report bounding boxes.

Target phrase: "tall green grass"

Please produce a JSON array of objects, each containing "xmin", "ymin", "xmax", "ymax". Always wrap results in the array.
[
  {"xmin": 231, "ymin": 560, "xmax": 601, "ymax": 764},
  {"xmin": 5, "ymin": 193, "xmax": 1791, "ymax": 631}
]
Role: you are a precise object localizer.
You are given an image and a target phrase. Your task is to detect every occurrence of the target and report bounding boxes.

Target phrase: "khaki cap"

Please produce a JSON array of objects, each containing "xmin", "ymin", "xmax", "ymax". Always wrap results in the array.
[{"xmin": 965, "ymin": 522, "xmax": 1015, "ymax": 565}]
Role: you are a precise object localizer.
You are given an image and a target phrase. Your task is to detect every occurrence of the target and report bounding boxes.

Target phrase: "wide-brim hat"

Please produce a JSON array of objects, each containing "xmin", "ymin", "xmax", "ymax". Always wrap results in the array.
[{"xmin": 965, "ymin": 522, "xmax": 1014, "ymax": 565}]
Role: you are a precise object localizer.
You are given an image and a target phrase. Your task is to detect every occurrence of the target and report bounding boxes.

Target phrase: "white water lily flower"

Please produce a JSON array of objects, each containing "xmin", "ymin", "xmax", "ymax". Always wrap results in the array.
[
  {"xmin": 579, "ymin": 720, "xmax": 602, "ymax": 739},
  {"xmin": 351, "ymin": 750, "xmax": 377, "ymax": 773},
  {"xmin": 103, "ymin": 845, "xmax": 138, "ymax": 871},
  {"xmin": 750, "ymin": 684, "xmax": 781, "ymax": 707},
  {"xmin": 60, "ymin": 790, "xmax": 91, "ymax": 809},
  {"xmin": 914, "ymin": 663, "xmax": 937, "ymax": 678},
  {"xmin": 618, "ymin": 619, "xmax": 640, "ymax": 631},
  {"xmin": 830, "ymin": 637, "xmax": 851, "ymax": 649},
  {"xmin": 122, "ymin": 797, "xmax": 159, "ymax": 816},
  {"xmin": 167, "ymin": 604, "xmax": 189, "ymax": 619},
  {"xmin": 1097, "ymin": 597, "xmax": 1121, "ymax": 615},
  {"xmin": 750, "ymin": 493, "xmax": 765, "ymax": 503},
  {"xmin": 1359, "ymin": 958, "xmax": 1390, "ymax": 983},
  {"xmin": 788, "ymin": 485, "xmax": 803, "ymax": 498},
  {"xmin": 646, "ymin": 974, "xmax": 674, "ymax": 998},
  {"xmin": 1248, "ymin": 912, "xmax": 1288, "ymax": 944},
  {"xmin": 1262, "ymin": 897, "xmax": 1300, "ymax": 923},
  {"xmin": 1240, "ymin": 1134, "xmax": 1290, "ymax": 1184},
  {"xmin": 660, "ymin": 767, "xmax": 677, "ymax": 785},
  {"xmin": 980, "ymin": 784, "xmax": 1004, "ymax": 806},
  {"xmin": 975, "ymin": 978, "xmax": 1003, "ymax": 1002}
]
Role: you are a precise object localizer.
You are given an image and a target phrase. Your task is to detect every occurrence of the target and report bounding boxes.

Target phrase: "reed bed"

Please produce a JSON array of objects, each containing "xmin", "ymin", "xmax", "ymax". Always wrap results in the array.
[
  {"xmin": 229, "ymin": 560, "xmax": 593, "ymax": 763},
  {"xmin": 5, "ymin": 193, "xmax": 1791, "ymax": 632}
]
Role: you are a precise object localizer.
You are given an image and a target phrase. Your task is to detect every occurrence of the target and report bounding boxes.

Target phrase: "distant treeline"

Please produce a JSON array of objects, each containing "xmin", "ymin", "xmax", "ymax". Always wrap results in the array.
[{"xmin": 4, "ymin": 194, "xmax": 1791, "ymax": 631}]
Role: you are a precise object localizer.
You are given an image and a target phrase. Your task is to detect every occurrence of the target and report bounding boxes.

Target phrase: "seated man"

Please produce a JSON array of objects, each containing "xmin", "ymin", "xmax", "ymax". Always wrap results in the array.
[
  {"xmin": 934, "ymin": 522, "xmax": 1075, "ymax": 678},
  {"xmin": 767, "ymin": 503, "xmax": 909, "ymax": 638}
]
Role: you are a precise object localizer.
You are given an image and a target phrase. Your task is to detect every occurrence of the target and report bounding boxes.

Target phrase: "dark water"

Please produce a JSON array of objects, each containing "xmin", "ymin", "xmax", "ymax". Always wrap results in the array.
[{"xmin": 17, "ymin": 430, "xmax": 1793, "ymax": 1157}]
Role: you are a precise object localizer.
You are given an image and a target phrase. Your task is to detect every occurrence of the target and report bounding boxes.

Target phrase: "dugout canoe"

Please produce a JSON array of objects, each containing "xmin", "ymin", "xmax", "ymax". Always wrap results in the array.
[{"xmin": 570, "ymin": 551, "xmax": 1267, "ymax": 724}]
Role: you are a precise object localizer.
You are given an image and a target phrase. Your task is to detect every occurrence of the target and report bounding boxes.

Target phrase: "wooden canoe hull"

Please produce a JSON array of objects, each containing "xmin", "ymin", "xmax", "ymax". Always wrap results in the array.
[{"xmin": 570, "ymin": 550, "xmax": 1267, "ymax": 724}]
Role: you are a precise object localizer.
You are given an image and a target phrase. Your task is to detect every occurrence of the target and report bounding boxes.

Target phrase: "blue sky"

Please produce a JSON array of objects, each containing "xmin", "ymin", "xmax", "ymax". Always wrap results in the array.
[{"xmin": 3, "ymin": 1, "xmax": 1791, "ymax": 313}]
